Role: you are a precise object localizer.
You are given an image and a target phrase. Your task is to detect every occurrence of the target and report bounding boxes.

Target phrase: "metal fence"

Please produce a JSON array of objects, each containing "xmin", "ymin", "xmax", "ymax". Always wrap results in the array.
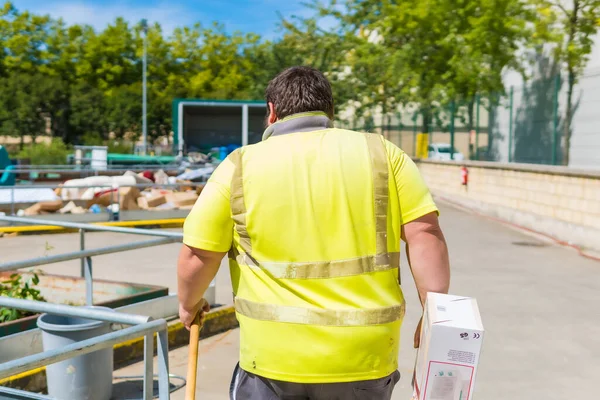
[
  {"xmin": 340, "ymin": 66, "xmax": 600, "ymax": 168},
  {"xmin": 492, "ymin": 67, "xmax": 600, "ymax": 168},
  {"xmin": 340, "ymin": 99, "xmax": 492, "ymax": 161},
  {"xmin": 0, "ymin": 215, "xmax": 182, "ymax": 305},
  {"xmin": 0, "ymin": 217, "xmax": 184, "ymax": 398}
]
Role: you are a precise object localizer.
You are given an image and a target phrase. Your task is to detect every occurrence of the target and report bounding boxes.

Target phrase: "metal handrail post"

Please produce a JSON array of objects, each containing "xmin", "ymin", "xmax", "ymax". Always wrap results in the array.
[
  {"xmin": 144, "ymin": 333, "xmax": 154, "ymax": 400},
  {"xmin": 157, "ymin": 328, "xmax": 170, "ymax": 399},
  {"xmin": 84, "ymin": 256, "xmax": 93, "ymax": 306},
  {"xmin": 10, "ymin": 186, "xmax": 15, "ymax": 216},
  {"xmin": 80, "ymin": 229, "xmax": 85, "ymax": 278}
]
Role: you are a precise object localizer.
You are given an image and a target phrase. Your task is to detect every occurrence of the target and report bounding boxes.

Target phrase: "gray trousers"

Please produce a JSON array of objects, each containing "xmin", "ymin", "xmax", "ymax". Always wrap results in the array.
[{"xmin": 230, "ymin": 364, "xmax": 400, "ymax": 400}]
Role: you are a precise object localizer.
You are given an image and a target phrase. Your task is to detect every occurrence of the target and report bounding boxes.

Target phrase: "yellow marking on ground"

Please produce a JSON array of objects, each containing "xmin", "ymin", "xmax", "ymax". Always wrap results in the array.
[{"xmin": 0, "ymin": 218, "xmax": 185, "ymax": 235}]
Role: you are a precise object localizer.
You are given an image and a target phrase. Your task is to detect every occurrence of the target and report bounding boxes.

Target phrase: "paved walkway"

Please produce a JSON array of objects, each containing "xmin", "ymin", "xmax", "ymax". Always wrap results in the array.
[{"xmin": 2, "ymin": 201, "xmax": 599, "ymax": 399}]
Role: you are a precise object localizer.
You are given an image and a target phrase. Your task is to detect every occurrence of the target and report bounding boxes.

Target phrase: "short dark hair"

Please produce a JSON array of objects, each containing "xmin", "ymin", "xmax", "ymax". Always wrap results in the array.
[{"xmin": 265, "ymin": 66, "xmax": 334, "ymax": 120}]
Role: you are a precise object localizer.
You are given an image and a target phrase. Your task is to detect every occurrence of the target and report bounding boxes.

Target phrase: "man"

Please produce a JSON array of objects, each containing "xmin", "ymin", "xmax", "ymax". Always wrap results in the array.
[{"xmin": 178, "ymin": 66, "xmax": 450, "ymax": 399}]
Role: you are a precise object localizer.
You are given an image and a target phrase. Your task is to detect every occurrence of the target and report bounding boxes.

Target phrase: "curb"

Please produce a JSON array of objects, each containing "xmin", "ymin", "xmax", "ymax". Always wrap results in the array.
[
  {"xmin": 0, "ymin": 306, "xmax": 238, "ymax": 392},
  {"xmin": 0, "ymin": 218, "xmax": 185, "ymax": 236}
]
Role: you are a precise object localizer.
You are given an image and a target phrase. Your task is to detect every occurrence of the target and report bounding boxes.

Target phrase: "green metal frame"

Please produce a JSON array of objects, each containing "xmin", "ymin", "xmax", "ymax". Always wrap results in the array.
[{"xmin": 171, "ymin": 98, "xmax": 265, "ymax": 154}]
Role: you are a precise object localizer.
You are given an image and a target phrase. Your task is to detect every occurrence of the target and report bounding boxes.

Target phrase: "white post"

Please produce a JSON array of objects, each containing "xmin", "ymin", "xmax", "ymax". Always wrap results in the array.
[{"xmin": 242, "ymin": 104, "xmax": 249, "ymax": 146}]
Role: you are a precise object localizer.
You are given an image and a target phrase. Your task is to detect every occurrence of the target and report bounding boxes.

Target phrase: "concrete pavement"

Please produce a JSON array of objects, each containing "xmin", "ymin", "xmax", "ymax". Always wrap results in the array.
[{"xmin": 2, "ymin": 201, "xmax": 599, "ymax": 399}]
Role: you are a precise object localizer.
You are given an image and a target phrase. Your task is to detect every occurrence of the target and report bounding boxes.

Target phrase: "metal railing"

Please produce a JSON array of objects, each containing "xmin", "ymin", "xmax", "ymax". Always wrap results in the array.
[
  {"xmin": 0, "ymin": 182, "xmax": 205, "ymax": 218},
  {"xmin": 0, "ymin": 297, "xmax": 170, "ymax": 400},
  {"xmin": 0, "ymin": 217, "xmax": 184, "ymax": 399},
  {"xmin": 0, "ymin": 215, "xmax": 182, "ymax": 306}
]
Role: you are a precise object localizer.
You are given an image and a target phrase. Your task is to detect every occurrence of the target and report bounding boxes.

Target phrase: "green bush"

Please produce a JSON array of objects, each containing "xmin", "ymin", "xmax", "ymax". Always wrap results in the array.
[
  {"xmin": 0, "ymin": 273, "xmax": 46, "ymax": 322},
  {"xmin": 81, "ymin": 132, "xmax": 105, "ymax": 146},
  {"xmin": 16, "ymin": 139, "xmax": 71, "ymax": 165},
  {"xmin": 108, "ymin": 140, "xmax": 133, "ymax": 154}
]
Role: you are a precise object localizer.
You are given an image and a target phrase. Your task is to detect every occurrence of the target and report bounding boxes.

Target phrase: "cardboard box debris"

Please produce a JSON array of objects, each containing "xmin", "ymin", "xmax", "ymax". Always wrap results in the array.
[
  {"xmin": 58, "ymin": 201, "xmax": 77, "ymax": 214},
  {"xmin": 119, "ymin": 186, "xmax": 140, "ymax": 211},
  {"xmin": 165, "ymin": 192, "xmax": 198, "ymax": 207},
  {"xmin": 71, "ymin": 206, "xmax": 88, "ymax": 214},
  {"xmin": 152, "ymin": 202, "xmax": 177, "ymax": 211},
  {"xmin": 24, "ymin": 200, "xmax": 64, "ymax": 216},
  {"xmin": 412, "ymin": 293, "xmax": 484, "ymax": 400},
  {"xmin": 137, "ymin": 195, "xmax": 166, "ymax": 209},
  {"xmin": 86, "ymin": 190, "xmax": 116, "ymax": 208},
  {"xmin": 85, "ymin": 187, "xmax": 140, "ymax": 211}
]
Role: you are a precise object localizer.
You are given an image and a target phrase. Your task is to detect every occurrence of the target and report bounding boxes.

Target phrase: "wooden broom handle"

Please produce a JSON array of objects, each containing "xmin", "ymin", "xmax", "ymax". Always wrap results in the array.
[{"xmin": 185, "ymin": 313, "xmax": 201, "ymax": 400}]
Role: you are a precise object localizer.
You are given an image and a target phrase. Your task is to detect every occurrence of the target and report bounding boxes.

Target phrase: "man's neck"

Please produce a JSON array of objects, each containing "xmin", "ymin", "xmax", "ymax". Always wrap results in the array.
[{"xmin": 262, "ymin": 111, "xmax": 333, "ymax": 140}]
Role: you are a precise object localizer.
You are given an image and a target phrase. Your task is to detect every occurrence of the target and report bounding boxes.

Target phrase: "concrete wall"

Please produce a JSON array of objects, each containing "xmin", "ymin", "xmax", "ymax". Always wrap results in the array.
[{"xmin": 417, "ymin": 160, "xmax": 600, "ymax": 251}]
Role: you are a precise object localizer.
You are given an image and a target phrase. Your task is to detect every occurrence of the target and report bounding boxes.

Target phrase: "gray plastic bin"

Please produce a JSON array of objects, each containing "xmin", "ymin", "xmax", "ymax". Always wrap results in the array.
[{"xmin": 37, "ymin": 308, "xmax": 114, "ymax": 400}]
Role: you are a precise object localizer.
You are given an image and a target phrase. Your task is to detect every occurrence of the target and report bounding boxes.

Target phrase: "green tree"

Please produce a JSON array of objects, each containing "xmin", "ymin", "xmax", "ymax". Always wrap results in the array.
[
  {"xmin": 319, "ymin": 0, "xmax": 534, "ymax": 135},
  {"xmin": 69, "ymin": 82, "xmax": 107, "ymax": 141}
]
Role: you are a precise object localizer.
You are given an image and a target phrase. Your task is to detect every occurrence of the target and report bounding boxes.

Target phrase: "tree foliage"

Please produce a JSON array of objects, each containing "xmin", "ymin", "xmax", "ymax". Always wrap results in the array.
[{"xmin": 0, "ymin": 0, "xmax": 597, "ymax": 165}]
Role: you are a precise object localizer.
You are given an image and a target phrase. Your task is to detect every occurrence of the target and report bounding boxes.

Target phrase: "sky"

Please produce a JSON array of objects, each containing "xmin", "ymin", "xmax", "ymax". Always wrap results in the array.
[{"xmin": 11, "ymin": 0, "xmax": 322, "ymax": 39}]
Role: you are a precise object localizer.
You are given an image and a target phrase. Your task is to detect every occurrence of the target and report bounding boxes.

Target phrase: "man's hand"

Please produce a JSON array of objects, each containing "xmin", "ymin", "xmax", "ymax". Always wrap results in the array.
[
  {"xmin": 179, "ymin": 298, "xmax": 210, "ymax": 331},
  {"xmin": 414, "ymin": 317, "xmax": 423, "ymax": 348}
]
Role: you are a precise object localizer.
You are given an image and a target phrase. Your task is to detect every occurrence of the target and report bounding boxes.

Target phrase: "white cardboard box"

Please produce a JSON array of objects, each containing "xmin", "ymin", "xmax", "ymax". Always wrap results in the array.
[{"xmin": 412, "ymin": 293, "xmax": 484, "ymax": 400}]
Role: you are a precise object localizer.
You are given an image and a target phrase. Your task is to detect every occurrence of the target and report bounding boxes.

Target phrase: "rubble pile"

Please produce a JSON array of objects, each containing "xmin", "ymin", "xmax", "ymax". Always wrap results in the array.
[{"xmin": 18, "ymin": 170, "xmax": 203, "ymax": 216}]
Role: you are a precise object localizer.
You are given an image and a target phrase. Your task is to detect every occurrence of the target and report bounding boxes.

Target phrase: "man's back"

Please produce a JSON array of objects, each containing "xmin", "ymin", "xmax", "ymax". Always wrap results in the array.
[
  {"xmin": 184, "ymin": 123, "xmax": 437, "ymax": 383},
  {"xmin": 243, "ymin": 127, "xmax": 388, "ymax": 267},
  {"xmin": 178, "ymin": 66, "xmax": 449, "ymax": 399}
]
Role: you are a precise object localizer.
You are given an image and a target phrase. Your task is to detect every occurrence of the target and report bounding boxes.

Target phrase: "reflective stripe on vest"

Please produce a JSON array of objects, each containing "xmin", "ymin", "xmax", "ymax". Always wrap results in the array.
[
  {"xmin": 229, "ymin": 133, "xmax": 404, "ymax": 326},
  {"xmin": 235, "ymin": 298, "xmax": 405, "ymax": 326},
  {"xmin": 233, "ymin": 251, "xmax": 400, "ymax": 279}
]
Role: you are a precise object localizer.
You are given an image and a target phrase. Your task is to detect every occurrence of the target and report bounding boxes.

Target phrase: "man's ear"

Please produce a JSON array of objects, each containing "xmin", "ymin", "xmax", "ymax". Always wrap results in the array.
[{"xmin": 268, "ymin": 102, "xmax": 277, "ymax": 125}]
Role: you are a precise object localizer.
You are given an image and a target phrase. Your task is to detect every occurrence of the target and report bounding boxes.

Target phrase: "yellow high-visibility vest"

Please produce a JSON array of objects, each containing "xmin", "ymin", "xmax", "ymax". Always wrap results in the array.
[
  {"xmin": 229, "ymin": 128, "xmax": 404, "ymax": 384},
  {"xmin": 183, "ymin": 112, "xmax": 438, "ymax": 383}
]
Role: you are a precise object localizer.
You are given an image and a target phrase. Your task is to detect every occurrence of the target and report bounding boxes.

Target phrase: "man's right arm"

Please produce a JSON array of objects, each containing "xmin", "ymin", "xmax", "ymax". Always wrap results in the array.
[
  {"xmin": 402, "ymin": 212, "xmax": 450, "ymax": 307},
  {"xmin": 385, "ymin": 139, "xmax": 450, "ymax": 347}
]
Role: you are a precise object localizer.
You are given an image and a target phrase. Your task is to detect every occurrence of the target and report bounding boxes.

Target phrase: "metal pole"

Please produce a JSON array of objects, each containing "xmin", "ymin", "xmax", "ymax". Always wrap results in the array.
[
  {"xmin": 80, "ymin": 229, "xmax": 85, "ymax": 278},
  {"xmin": 427, "ymin": 114, "xmax": 432, "ymax": 145},
  {"xmin": 0, "ymin": 237, "xmax": 179, "ymax": 272},
  {"xmin": 84, "ymin": 257, "xmax": 93, "ymax": 306},
  {"xmin": 0, "ymin": 296, "xmax": 150, "ymax": 325},
  {"xmin": 10, "ymin": 186, "xmax": 14, "ymax": 216},
  {"xmin": 0, "ymin": 319, "xmax": 166, "ymax": 380},
  {"xmin": 142, "ymin": 19, "xmax": 148, "ymax": 156},
  {"xmin": 242, "ymin": 104, "xmax": 249, "ymax": 146},
  {"xmin": 508, "ymin": 86, "xmax": 514, "ymax": 163},
  {"xmin": 552, "ymin": 74, "xmax": 561, "ymax": 165},
  {"xmin": 0, "ymin": 215, "xmax": 183, "ymax": 238},
  {"xmin": 475, "ymin": 94, "xmax": 480, "ymax": 160},
  {"xmin": 412, "ymin": 114, "xmax": 417, "ymax": 157},
  {"xmin": 157, "ymin": 329, "xmax": 170, "ymax": 399},
  {"xmin": 450, "ymin": 101, "xmax": 456, "ymax": 160},
  {"xmin": 143, "ymin": 333, "xmax": 154, "ymax": 400}
]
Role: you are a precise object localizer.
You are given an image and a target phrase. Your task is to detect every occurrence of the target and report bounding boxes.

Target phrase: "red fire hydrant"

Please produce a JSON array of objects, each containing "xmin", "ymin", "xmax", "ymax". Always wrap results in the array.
[{"xmin": 460, "ymin": 166, "xmax": 468, "ymax": 186}]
